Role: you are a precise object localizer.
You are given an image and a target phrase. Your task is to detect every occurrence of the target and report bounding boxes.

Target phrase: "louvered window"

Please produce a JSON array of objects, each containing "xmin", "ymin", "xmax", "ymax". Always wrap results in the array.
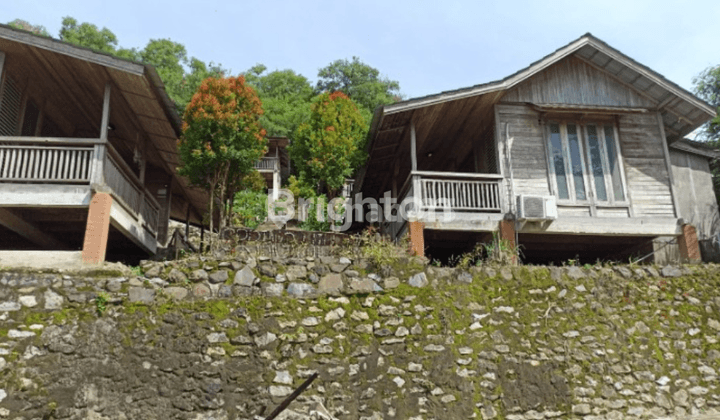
[{"xmin": 0, "ymin": 76, "xmax": 22, "ymax": 136}]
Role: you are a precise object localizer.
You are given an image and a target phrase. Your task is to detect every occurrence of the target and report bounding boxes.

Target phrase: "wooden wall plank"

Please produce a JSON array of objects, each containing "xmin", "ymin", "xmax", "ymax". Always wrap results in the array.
[{"xmin": 502, "ymin": 56, "xmax": 656, "ymax": 108}]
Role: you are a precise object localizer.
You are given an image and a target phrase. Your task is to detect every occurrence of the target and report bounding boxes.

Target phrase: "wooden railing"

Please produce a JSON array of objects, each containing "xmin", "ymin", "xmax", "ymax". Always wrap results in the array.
[
  {"xmin": 414, "ymin": 171, "xmax": 503, "ymax": 212},
  {"xmin": 254, "ymin": 157, "xmax": 278, "ymax": 171},
  {"xmin": 0, "ymin": 137, "xmax": 99, "ymax": 183},
  {"xmin": 0, "ymin": 136, "xmax": 160, "ymax": 237},
  {"xmin": 384, "ymin": 171, "xmax": 504, "ymax": 239},
  {"xmin": 104, "ymin": 146, "xmax": 160, "ymax": 235}
]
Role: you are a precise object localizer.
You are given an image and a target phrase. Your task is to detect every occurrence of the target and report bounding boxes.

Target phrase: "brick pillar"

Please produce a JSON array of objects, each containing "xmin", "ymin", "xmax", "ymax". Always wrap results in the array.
[
  {"xmin": 408, "ymin": 221, "xmax": 425, "ymax": 257},
  {"xmin": 498, "ymin": 219, "xmax": 517, "ymax": 264},
  {"xmin": 82, "ymin": 193, "xmax": 113, "ymax": 264},
  {"xmin": 678, "ymin": 223, "xmax": 701, "ymax": 263}
]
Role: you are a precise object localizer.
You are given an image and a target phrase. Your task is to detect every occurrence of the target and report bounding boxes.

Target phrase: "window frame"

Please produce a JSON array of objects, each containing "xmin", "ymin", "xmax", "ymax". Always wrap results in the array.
[{"xmin": 544, "ymin": 118, "xmax": 629, "ymax": 208}]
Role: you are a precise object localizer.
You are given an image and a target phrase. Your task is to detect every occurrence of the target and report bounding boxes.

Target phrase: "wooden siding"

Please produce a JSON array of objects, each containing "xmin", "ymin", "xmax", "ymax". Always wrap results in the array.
[
  {"xmin": 496, "ymin": 104, "xmax": 551, "ymax": 197},
  {"xmin": 502, "ymin": 56, "xmax": 656, "ymax": 108},
  {"xmin": 498, "ymin": 104, "xmax": 674, "ymax": 219},
  {"xmin": 618, "ymin": 112, "xmax": 674, "ymax": 217}
]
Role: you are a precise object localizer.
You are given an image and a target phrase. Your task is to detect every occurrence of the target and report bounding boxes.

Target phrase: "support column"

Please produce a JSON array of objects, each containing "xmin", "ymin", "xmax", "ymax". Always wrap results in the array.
[
  {"xmin": 678, "ymin": 223, "xmax": 701, "ymax": 263},
  {"xmin": 272, "ymin": 146, "xmax": 280, "ymax": 199},
  {"xmin": 82, "ymin": 193, "xmax": 113, "ymax": 264},
  {"xmin": 408, "ymin": 220, "xmax": 424, "ymax": 257},
  {"xmin": 498, "ymin": 219, "xmax": 517, "ymax": 265},
  {"xmin": 157, "ymin": 178, "xmax": 174, "ymax": 246}
]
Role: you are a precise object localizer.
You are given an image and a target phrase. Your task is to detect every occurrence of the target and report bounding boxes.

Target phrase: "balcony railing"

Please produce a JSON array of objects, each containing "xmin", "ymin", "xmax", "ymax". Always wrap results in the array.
[
  {"xmin": 0, "ymin": 136, "xmax": 160, "ymax": 236},
  {"xmin": 384, "ymin": 171, "xmax": 505, "ymax": 239},
  {"xmin": 254, "ymin": 157, "xmax": 278, "ymax": 171}
]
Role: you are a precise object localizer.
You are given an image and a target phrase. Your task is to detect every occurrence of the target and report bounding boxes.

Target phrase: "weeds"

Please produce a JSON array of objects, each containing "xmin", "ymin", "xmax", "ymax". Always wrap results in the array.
[{"xmin": 95, "ymin": 292, "xmax": 109, "ymax": 316}]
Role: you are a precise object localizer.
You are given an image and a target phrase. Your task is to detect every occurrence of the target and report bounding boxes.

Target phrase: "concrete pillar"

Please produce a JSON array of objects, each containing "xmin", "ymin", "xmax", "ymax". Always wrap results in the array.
[
  {"xmin": 498, "ymin": 219, "xmax": 517, "ymax": 265},
  {"xmin": 408, "ymin": 221, "xmax": 425, "ymax": 257},
  {"xmin": 82, "ymin": 193, "xmax": 113, "ymax": 264},
  {"xmin": 272, "ymin": 170, "xmax": 280, "ymax": 200},
  {"xmin": 678, "ymin": 223, "xmax": 701, "ymax": 263}
]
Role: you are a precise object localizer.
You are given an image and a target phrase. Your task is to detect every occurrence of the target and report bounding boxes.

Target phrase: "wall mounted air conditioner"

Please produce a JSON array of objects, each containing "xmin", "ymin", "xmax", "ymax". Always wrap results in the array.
[{"xmin": 516, "ymin": 195, "xmax": 558, "ymax": 220}]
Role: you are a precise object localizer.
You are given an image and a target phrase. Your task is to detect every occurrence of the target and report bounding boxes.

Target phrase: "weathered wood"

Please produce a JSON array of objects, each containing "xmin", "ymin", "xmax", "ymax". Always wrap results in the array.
[
  {"xmin": 0, "ymin": 207, "xmax": 67, "ymax": 249},
  {"xmin": 657, "ymin": 111, "xmax": 680, "ymax": 219},
  {"xmin": 0, "ymin": 25, "xmax": 145, "ymax": 76}
]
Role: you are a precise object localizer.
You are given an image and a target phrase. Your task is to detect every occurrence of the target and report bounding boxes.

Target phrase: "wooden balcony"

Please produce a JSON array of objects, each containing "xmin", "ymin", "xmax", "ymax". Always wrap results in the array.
[
  {"xmin": 0, "ymin": 136, "xmax": 160, "ymax": 252},
  {"xmin": 385, "ymin": 171, "xmax": 506, "ymax": 239},
  {"xmin": 254, "ymin": 156, "xmax": 278, "ymax": 172}
]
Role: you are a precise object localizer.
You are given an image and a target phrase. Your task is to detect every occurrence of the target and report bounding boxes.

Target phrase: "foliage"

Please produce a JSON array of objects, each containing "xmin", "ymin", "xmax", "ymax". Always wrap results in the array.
[
  {"xmin": 59, "ymin": 16, "xmax": 119, "ymax": 54},
  {"xmin": 7, "ymin": 19, "xmax": 50, "ymax": 36},
  {"xmin": 289, "ymin": 91, "xmax": 368, "ymax": 197},
  {"xmin": 359, "ymin": 226, "xmax": 409, "ymax": 267},
  {"xmin": 238, "ymin": 170, "xmax": 267, "ymax": 192},
  {"xmin": 141, "ymin": 39, "xmax": 226, "ymax": 112},
  {"xmin": 33, "ymin": 16, "xmax": 227, "ymax": 112},
  {"xmin": 244, "ymin": 65, "xmax": 314, "ymax": 137},
  {"xmin": 95, "ymin": 292, "xmax": 109, "ymax": 316},
  {"xmin": 316, "ymin": 56, "xmax": 402, "ymax": 122},
  {"xmin": 693, "ymin": 65, "xmax": 720, "ymax": 142},
  {"xmin": 692, "ymin": 65, "xmax": 720, "ymax": 206},
  {"xmin": 178, "ymin": 75, "xmax": 267, "ymax": 241},
  {"xmin": 232, "ymin": 190, "xmax": 268, "ymax": 229},
  {"xmin": 299, "ymin": 194, "xmax": 331, "ymax": 232}
]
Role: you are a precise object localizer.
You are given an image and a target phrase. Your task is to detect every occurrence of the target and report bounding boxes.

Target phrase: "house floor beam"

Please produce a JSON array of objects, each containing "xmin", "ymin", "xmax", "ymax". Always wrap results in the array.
[{"xmin": 0, "ymin": 207, "xmax": 67, "ymax": 249}]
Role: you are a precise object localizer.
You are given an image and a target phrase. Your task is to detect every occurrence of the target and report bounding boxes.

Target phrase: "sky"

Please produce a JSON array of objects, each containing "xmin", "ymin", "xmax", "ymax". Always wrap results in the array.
[{"xmin": 3, "ymin": 0, "xmax": 720, "ymax": 101}]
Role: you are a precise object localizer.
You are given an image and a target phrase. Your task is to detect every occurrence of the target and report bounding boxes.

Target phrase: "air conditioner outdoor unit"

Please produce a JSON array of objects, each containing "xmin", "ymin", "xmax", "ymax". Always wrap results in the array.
[{"xmin": 516, "ymin": 195, "xmax": 558, "ymax": 220}]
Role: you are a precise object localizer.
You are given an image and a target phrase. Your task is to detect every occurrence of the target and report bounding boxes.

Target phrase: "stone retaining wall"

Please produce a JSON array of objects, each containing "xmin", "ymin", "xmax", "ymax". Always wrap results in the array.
[{"xmin": 1, "ymin": 255, "xmax": 720, "ymax": 419}]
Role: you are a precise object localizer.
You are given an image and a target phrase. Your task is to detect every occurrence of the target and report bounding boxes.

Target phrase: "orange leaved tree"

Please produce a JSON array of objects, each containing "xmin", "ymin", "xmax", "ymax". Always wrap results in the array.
[{"xmin": 178, "ymin": 76, "xmax": 267, "ymax": 241}]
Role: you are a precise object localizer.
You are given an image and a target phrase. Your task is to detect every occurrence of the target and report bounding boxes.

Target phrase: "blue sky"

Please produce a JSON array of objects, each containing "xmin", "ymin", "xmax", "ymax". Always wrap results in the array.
[{"xmin": 4, "ymin": 0, "xmax": 719, "ymax": 100}]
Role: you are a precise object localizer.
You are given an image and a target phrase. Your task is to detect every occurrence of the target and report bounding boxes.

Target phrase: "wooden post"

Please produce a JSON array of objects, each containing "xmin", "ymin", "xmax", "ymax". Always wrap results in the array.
[
  {"xmin": 82, "ymin": 192, "xmax": 113, "ymax": 264},
  {"xmin": 100, "ymin": 83, "xmax": 111, "ymax": 142},
  {"xmin": 410, "ymin": 120, "xmax": 421, "ymax": 215},
  {"xmin": 90, "ymin": 84, "xmax": 111, "ymax": 186},
  {"xmin": 185, "ymin": 203, "xmax": 191, "ymax": 240},
  {"xmin": 157, "ymin": 177, "xmax": 174, "ymax": 245},
  {"xmin": 657, "ymin": 112, "xmax": 681, "ymax": 219}
]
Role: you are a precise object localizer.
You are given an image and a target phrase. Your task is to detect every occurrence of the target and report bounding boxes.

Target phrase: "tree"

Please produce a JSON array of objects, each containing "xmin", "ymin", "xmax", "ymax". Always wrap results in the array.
[
  {"xmin": 316, "ymin": 57, "xmax": 401, "ymax": 122},
  {"xmin": 244, "ymin": 65, "xmax": 314, "ymax": 137},
  {"xmin": 289, "ymin": 91, "xmax": 368, "ymax": 198},
  {"xmin": 59, "ymin": 16, "xmax": 119, "ymax": 54},
  {"xmin": 54, "ymin": 17, "xmax": 225, "ymax": 112},
  {"xmin": 693, "ymin": 65, "xmax": 720, "ymax": 206},
  {"xmin": 178, "ymin": 76, "xmax": 267, "ymax": 241},
  {"xmin": 693, "ymin": 65, "xmax": 720, "ymax": 142},
  {"xmin": 7, "ymin": 19, "xmax": 50, "ymax": 37}
]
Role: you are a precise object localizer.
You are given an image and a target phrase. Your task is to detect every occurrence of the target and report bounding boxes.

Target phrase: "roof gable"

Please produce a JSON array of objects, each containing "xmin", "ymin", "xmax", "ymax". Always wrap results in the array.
[{"xmin": 502, "ymin": 55, "xmax": 656, "ymax": 108}]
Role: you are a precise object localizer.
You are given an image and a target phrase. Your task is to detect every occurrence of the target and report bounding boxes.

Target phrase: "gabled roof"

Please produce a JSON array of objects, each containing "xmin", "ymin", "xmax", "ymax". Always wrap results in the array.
[
  {"xmin": 357, "ymin": 33, "xmax": 718, "ymax": 198},
  {"xmin": 381, "ymin": 33, "xmax": 715, "ymax": 120},
  {"xmin": 0, "ymin": 24, "xmax": 206, "ymax": 224}
]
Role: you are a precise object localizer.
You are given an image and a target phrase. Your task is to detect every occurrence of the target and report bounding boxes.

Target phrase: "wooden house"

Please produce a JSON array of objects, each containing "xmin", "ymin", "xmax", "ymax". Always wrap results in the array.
[
  {"xmin": 254, "ymin": 136, "xmax": 290, "ymax": 198},
  {"xmin": 355, "ymin": 33, "xmax": 718, "ymax": 264},
  {"xmin": 0, "ymin": 24, "xmax": 207, "ymax": 264}
]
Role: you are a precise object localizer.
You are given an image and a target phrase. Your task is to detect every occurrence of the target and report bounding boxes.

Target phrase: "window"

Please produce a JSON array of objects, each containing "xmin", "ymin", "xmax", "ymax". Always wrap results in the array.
[{"xmin": 546, "ymin": 121, "xmax": 626, "ymax": 204}]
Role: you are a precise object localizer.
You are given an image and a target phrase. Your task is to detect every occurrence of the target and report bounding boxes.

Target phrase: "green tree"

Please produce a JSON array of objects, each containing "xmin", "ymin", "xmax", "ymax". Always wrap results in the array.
[
  {"xmin": 178, "ymin": 76, "xmax": 267, "ymax": 241},
  {"xmin": 693, "ymin": 65, "xmax": 720, "ymax": 205},
  {"xmin": 7, "ymin": 19, "xmax": 51, "ymax": 36},
  {"xmin": 244, "ymin": 64, "xmax": 314, "ymax": 137},
  {"xmin": 54, "ymin": 17, "xmax": 225, "ymax": 112},
  {"xmin": 289, "ymin": 91, "xmax": 368, "ymax": 198},
  {"xmin": 59, "ymin": 16, "xmax": 119, "ymax": 54},
  {"xmin": 693, "ymin": 65, "xmax": 720, "ymax": 141},
  {"xmin": 316, "ymin": 57, "xmax": 401, "ymax": 122}
]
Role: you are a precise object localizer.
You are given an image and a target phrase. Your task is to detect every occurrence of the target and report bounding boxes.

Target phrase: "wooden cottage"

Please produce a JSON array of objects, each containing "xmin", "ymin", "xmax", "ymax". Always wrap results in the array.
[
  {"xmin": 254, "ymin": 136, "xmax": 290, "ymax": 198},
  {"xmin": 0, "ymin": 24, "xmax": 207, "ymax": 264},
  {"xmin": 355, "ymin": 33, "xmax": 718, "ymax": 264}
]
